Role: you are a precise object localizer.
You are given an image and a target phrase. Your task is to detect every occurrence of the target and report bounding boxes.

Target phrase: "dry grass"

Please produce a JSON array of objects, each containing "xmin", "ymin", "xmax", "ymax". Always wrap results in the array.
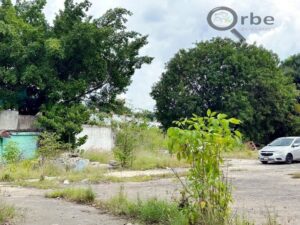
[
  {"xmin": 132, "ymin": 150, "xmax": 189, "ymax": 170},
  {"xmin": 46, "ymin": 187, "xmax": 95, "ymax": 204},
  {"xmin": 81, "ymin": 151, "xmax": 113, "ymax": 163},
  {"xmin": 223, "ymin": 149, "xmax": 258, "ymax": 160}
]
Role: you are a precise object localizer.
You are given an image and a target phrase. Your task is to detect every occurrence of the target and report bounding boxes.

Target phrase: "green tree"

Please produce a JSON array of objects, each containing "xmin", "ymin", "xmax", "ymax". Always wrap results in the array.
[
  {"xmin": 0, "ymin": 0, "xmax": 152, "ymax": 110},
  {"xmin": 37, "ymin": 104, "xmax": 89, "ymax": 147},
  {"xmin": 151, "ymin": 38, "xmax": 297, "ymax": 144},
  {"xmin": 0, "ymin": 0, "xmax": 152, "ymax": 144}
]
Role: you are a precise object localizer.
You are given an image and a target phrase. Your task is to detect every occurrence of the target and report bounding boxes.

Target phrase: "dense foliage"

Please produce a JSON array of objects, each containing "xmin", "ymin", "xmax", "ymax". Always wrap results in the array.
[
  {"xmin": 0, "ymin": 0, "xmax": 152, "ymax": 111},
  {"xmin": 0, "ymin": 0, "xmax": 151, "ymax": 145},
  {"xmin": 152, "ymin": 38, "xmax": 298, "ymax": 144}
]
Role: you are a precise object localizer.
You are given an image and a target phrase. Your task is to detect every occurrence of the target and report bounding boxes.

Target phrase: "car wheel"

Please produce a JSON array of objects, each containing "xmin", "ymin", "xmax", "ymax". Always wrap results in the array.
[
  {"xmin": 286, "ymin": 154, "xmax": 293, "ymax": 164},
  {"xmin": 261, "ymin": 161, "xmax": 268, "ymax": 164}
]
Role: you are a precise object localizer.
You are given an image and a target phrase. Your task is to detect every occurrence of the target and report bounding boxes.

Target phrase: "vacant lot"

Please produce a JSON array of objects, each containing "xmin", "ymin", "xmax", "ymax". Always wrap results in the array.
[{"xmin": 2, "ymin": 159, "xmax": 300, "ymax": 224}]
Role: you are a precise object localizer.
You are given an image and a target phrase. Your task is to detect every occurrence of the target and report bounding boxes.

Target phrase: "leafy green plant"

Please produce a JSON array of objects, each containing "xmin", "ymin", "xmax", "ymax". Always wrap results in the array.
[
  {"xmin": 2, "ymin": 141, "xmax": 21, "ymax": 164},
  {"xmin": 37, "ymin": 132, "xmax": 66, "ymax": 165},
  {"xmin": 114, "ymin": 122, "xmax": 140, "ymax": 168},
  {"xmin": 37, "ymin": 105, "xmax": 89, "ymax": 148},
  {"xmin": 168, "ymin": 110, "xmax": 242, "ymax": 225}
]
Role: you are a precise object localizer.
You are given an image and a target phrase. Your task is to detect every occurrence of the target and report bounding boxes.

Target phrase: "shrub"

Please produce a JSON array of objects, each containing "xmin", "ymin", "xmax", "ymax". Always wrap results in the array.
[
  {"xmin": 168, "ymin": 110, "xmax": 242, "ymax": 224},
  {"xmin": 2, "ymin": 141, "xmax": 21, "ymax": 164},
  {"xmin": 37, "ymin": 132, "xmax": 66, "ymax": 165},
  {"xmin": 114, "ymin": 122, "xmax": 139, "ymax": 168}
]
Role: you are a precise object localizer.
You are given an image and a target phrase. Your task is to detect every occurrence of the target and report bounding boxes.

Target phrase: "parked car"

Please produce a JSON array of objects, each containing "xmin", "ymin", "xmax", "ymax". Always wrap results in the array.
[{"xmin": 259, "ymin": 137, "xmax": 300, "ymax": 164}]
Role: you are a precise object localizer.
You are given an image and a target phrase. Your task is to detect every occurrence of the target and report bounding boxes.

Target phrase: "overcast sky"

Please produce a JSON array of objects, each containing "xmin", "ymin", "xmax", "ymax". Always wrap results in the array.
[{"xmin": 43, "ymin": 0, "xmax": 300, "ymax": 111}]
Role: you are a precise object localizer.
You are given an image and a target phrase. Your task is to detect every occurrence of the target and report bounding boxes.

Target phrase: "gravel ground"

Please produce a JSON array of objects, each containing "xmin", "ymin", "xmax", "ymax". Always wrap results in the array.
[{"xmin": 2, "ymin": 159, "xmax": 300, "ymax": 224}]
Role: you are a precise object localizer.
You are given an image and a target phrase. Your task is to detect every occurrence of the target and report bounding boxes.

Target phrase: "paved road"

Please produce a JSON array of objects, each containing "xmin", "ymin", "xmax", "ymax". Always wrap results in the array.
[
  {"xmin": 89, "ymin": 159, "xmax": 300, "ymax": 225},
  {"xmin": 0, "ymin": 185, "xmax": 128, "ymax": 225},
  {"xmin": 3, "ymin": 159, "xmax": 300, "ymax": 224}
]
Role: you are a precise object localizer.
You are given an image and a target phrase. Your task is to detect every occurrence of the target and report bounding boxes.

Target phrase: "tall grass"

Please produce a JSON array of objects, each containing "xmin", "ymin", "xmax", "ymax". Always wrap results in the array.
[
  {"xmin": 132, "ymin": 150, "xmax": 188, "ymax": 170},
  {"xmin": 98, "ymin": 189, "xmax": 280, "ymax": 225},
  {"xmin": 99, "ymin": 188, "xmax": 188, "ymax": 225},
  {"xmin": 81, "ymin": 151, "xmax": 113, "ymax": 163},
  {"xmin": 81, "ymin": 126, "xmax": 188, "ymax": 170}
]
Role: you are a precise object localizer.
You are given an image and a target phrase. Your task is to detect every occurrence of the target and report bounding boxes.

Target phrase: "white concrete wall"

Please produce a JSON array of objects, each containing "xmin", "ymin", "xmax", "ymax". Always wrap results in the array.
[
  {"xmin": 0, "ymin": 110, "xmax": 37, "ymax": 130},
  {"xmin": 77, "ymin": 125, "xmax": 115, "ymax": 152},
  {"xmin": 0, "ymin": 110, "xmax": 19, "ymax": 130}
]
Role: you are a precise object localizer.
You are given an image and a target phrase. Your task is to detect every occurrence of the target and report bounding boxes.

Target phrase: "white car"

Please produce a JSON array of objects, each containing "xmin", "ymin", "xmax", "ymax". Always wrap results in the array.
[{"xmin": 259, "ymin": 137, "xmax": 300, "ymax": 164}]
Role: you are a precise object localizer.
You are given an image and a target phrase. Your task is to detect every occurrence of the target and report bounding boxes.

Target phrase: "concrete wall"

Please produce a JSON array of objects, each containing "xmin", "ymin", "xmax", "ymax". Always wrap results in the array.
[
  {"xmin": 17, "ymin": 115, "xmax": 37, "ymax": 130},
  {"xmin": 0, "ymin": 110, "xmax": 19, "ymax": 130},
  {"xmin": 77, "ymin": 125, "xmax": 115, "ymax": 152},
  {"xmin": 0, "ymin": 110, "xmax": 37, "ymax": 131}
]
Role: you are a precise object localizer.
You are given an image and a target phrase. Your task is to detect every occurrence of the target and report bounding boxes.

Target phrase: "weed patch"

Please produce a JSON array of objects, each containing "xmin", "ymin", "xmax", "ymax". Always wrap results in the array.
[
  {"xmin": 0, "ymin": 203, "xmax": 15, "ymax": 224},
  {"xmin": 46, "ymin": 188, "xmax": 95, "ymax": 204}
]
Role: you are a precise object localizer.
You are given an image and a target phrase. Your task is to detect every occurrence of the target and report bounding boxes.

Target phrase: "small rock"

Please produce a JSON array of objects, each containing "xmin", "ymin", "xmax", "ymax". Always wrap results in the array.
[
  {"xmin": 63, "ymin": 180, "xmax": 70, "ymax": 185},
  {"xmin": 81, "ymin": 178, "xmax": 89, "ymax": 184},
  {"xmin": 108, "ymin": 160, "xmax": 120, "ymax": 169},
  {"xmin": 109, "ymin": 160, "xmax": 119, "ymax": 166}
]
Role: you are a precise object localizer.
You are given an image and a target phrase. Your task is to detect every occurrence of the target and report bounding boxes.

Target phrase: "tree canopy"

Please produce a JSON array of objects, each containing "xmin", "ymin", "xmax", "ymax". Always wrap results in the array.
[
  {"xmin": 0, "ymin": 0, "xmax": 152, "ymax": 145},
  {"xmin": 0, "ymin": 0, "xmax": 152, "ymax": 114},
  {"xmin": 281, "ymin": 54, "xmax": 300, "ymax": 103},
  {"xmin": 151, "ymin": 38, "xmax": 298, "ymax": 144}
]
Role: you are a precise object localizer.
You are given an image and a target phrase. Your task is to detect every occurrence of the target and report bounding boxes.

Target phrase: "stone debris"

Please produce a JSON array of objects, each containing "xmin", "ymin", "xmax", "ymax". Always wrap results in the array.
[{"xmin": 63, "ymin": 180, "xmax": 70, "ymax": 185}]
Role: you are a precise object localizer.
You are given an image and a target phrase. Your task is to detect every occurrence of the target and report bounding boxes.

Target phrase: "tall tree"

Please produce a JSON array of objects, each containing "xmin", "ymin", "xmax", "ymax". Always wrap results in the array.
[
  {"xmin": 0, "ymin": 0, "xmax": 152, "ymax": 145},
  {"xmin": 151, "ymin": 38, "xmax": 297, "ymax": 144},
  {"xmin": 0, "ymin": 0, "xmax": 152, "ymax": 112},
  {"xmin": 281, "ymin": 54, "xmax": 300, "ymax": 102}
]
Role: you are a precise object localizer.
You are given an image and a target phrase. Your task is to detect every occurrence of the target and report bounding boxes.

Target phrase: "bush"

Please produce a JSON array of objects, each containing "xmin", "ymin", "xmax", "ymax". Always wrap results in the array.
[
  {"xmin": 114, "ymin": 122, "xmax": 139, "ymax": 168},
  {"xmin": 168, "ymin": 111, "xmax": 242, "ymax": 224},
  {"xmin": 46, "ymin": 187, "xmax": 95, "ymax": 204},
  {"xmin": 2, "ymin": 141, "xmax": 21, "ymax": 164},
  {"xmin": 37, "ymin": 132, "xmax": 66, "ymax": 165}
]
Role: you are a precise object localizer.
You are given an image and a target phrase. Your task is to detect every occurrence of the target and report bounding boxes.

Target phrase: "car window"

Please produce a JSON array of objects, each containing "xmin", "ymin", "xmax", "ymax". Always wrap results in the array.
[
  {"xmin": 269, "ymin": 138, "xmax": 294, "ymax": 146},
  {"xmin": 294, "ymin": 138, "xmax": 300, "ymax": 144}
]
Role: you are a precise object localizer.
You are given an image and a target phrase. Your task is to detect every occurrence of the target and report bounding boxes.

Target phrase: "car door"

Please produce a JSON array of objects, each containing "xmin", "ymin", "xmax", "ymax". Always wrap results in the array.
[{"xmin": 292, "ymin": 138, "xmax": 300, "ymax": 160}]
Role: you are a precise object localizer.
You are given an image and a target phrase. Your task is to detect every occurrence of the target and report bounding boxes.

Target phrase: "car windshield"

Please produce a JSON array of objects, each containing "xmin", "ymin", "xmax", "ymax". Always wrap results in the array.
[{"xmin": 269, "ymin": 138, "xmax": 294, "ymax": 146}]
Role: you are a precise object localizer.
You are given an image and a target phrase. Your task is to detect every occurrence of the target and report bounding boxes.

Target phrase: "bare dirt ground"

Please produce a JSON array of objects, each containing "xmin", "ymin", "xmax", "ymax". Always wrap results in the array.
[{"xmin": 2, "ymin": 159, "xmax": 300, "ymax": 225}]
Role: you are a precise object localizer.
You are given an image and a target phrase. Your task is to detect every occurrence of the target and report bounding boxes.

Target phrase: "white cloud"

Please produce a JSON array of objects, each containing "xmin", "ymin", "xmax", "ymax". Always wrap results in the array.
[{"xmin": 42, "ymin": 0, "xmax": 300, "ymax": 110}]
